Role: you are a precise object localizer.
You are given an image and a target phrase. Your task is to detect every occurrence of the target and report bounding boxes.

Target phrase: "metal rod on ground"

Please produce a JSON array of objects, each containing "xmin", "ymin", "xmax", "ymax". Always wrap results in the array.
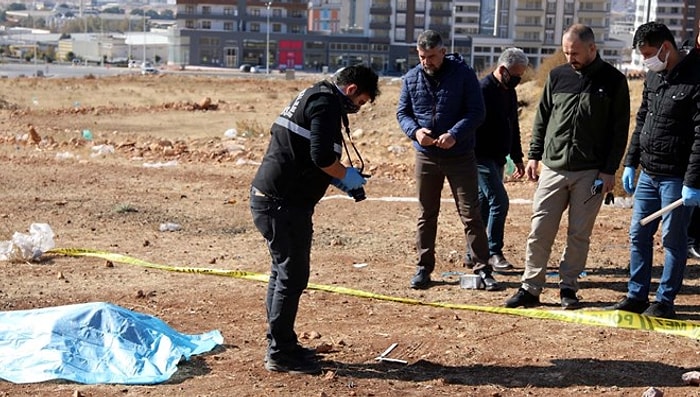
[{"xmin": 640, "ymin": 198, "xmax": 684, "ymax": 226}]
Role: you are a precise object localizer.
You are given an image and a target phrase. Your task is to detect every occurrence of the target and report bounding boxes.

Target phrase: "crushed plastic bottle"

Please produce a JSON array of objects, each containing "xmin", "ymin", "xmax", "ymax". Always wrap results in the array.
[{"xmin": 82, "ymin": 129, "xmax": 93, "ymax": 141}]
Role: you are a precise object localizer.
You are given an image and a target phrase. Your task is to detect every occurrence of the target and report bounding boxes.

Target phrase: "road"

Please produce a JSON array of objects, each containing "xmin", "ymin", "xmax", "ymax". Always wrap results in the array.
[{"xmin": 0, "ymin": 62, "xmax": 135, "ymax": 78}]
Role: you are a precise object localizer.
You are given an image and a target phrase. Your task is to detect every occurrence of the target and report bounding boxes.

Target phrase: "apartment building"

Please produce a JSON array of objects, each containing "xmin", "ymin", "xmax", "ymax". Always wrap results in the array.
[
  {"xmin": 174, "ymin": 0, "xmax": 626, "ymax": 74},
  {"xmin": 630, "ymin": 0, "xmax": 698, "ymax": 69}
]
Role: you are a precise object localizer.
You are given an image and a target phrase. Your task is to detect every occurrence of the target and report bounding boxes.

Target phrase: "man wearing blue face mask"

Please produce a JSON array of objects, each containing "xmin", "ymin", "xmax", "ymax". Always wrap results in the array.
[
  {"xmin": 612, "ymin": 21, "xmax": 700, "ymax": 319},
  {"xmin": 250, "ymin": 65, "xmax": 380, "ymax": 374}
]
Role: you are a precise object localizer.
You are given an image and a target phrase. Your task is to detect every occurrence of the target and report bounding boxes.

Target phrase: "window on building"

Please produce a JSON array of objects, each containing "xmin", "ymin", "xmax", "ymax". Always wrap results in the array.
[
  {"xmin": 395, "ymin": 28, "xmax": 405, "ymax": 41},
  {"xmin": 202, "ymin": 6, "xmax": 211, "ymax": 15},
  {"xmin": 397, "ymin": 1, "xmax": 407, "ymax": 11},
  {"xmin": 185, "ymin": 5, "xmax": 194, "ymax": 13},
  {"xmin": 273, "ymin": 23, "xmax": 281, "ymax": 33},
  {"xmin": 201, "ymin": 20, "xmax": 211, "ymax": 29},
  {"xmin": 524, "ymin": 31, "xmax": 539, "ymax": 41},
  {"xmin": 224, "ymin": 22, "xmax": 233, "ymax": 31},
  {"xmin": 223, "ymin": 7, "xmax": 235, "ymax": 16},
  {"xmin": 415, "ymin": 15, "xmax": 424, "ymax": 27},
  {"xmin": 396, "ymin": 13, "xmax": 406, "ymax": 25},
  {"xmin": 185, "ymin": 20, "xmax": 194, "ymax": 29},
  {"xmin": 252, "ymin": 9, "xmax": 260, "ymax": 16},
  {"xmin": 544, "ymin": 31, "xmax": 554, "ymax": 44},
  {"xmin": 415, "ymin": 1, "xmax": 425, "ymax": 11},
  {"xmin": 290, "ymin": 24, "xmax": 303, "ymax": 33},
  {"xmin": 251, "ymin": 23, "xmax": 260, "ymax": 32},
  {"xmin": 546, "ymin": 1, "xmax": 556, "ymax": 13}
]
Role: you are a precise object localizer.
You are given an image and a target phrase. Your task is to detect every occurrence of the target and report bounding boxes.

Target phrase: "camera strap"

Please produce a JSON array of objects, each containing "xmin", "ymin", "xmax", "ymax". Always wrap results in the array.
[{"xmin": 340, "ymin": 112, "xmax": 369, "ymax": 178}]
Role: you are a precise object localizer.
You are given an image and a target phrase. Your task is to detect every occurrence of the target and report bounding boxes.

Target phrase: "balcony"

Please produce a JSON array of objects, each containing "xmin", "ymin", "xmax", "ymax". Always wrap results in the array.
[
  {"xmin": 369, "ymin": 5, "xmax": 391, "ymax": 15},
  {"xmin": 429, "ymin": 8, "xmax": 452, "ymax": 17},
  {"xmin": 428, "ymin": 23, "xmax": 451, "ymax": 32},
  {"xmin": 369, "ymin": 21, "xmax": 392, "ymax": 30}
]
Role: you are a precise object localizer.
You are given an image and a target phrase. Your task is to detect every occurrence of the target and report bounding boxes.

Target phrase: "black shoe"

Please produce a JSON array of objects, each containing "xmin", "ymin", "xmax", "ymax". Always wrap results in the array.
[
  {"xmin": 410, "ymin": 268, "xmax": 431, "ymax": 289},
  {"xmin": 560, "ymin": 288, "xmax": 582, "ymax": 310},
  {"xmin": 488, "ymin": 254, "xmax": 514, "ymax": 272},
  {"xmin": 478, "ymin": 270, "xmax": 503, "ymax": 291},
  {"xmin": 504, "ymin": 288, "xmax": 539, "ymax": 308},
  {"xmin": 264, "ymin": 353, "xmax": 322, "ymax": 375},
  {"xmin": 265, "ymin": 344, "xmax": 316, "ymax": 363},
  {"xmin": 608, "ymin": 296, "xmax": 649, "ymax": 314},
  {"xmin": 642, "ymin": 301, "xmax": 676, "ymax": 319}
]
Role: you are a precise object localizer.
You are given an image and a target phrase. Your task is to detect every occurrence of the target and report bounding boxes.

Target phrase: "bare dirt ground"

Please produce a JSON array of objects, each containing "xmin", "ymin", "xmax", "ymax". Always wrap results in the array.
[{"xmin": 0, "ymin": 72, "xmax": 699, "ymax": 397}]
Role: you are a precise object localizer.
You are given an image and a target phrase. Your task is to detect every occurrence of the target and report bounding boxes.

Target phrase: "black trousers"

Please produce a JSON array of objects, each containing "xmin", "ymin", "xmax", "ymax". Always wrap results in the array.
[
  {"xmin": 250, "ymin": 190, "xmax": 314, "ymax": 358},
  {"xmin": 689, "ymin": 207, "xmax": 700, "ymax": 245}
]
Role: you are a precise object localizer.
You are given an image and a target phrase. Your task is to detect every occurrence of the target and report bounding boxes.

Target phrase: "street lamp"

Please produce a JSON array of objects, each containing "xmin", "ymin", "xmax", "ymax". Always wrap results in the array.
[
  {"xmin": 450, "ymin": 4, "xmax": 456, "ymax": 53},
  {"xmin": 266, "ymin": 1, "xmax": 272, "ymax": 74}
]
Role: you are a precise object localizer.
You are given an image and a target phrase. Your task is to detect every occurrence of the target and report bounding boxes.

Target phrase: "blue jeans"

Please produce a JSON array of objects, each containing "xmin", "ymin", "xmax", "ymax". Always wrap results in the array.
[
  {"xmin": 250, "ymin": 189, "xmax": 314, "ymax": 358},
  {"xmin": 628, "ymin": 171, "xmax": 691, "ymax": 306},
  {"xmin": 477, "ymin": 158, "xmax": 508, "ymax": 257}
]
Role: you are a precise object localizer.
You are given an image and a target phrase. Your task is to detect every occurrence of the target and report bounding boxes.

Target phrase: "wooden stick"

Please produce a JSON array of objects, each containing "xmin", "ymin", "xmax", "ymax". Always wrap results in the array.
[{"xmin": 640, "ymin": 198, "xmax": 684, "ymax": 226}]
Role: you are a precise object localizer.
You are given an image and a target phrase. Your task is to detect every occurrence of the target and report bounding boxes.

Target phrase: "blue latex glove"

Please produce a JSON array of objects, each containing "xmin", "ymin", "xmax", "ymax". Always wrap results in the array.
[
  {"xmin": 340, "ymin": 167, "xmax": 367, "ymax": 190},
  {"xmin": 622, "ymin": 166, "xmax": 636, "ymax": 195},
  {"xmin": 682, "ymin": 186, "xmax": 700, "ymax": 207},
  {"xmin": 330, "ymin": 178, "xmax": 350, "ymax": 193}
]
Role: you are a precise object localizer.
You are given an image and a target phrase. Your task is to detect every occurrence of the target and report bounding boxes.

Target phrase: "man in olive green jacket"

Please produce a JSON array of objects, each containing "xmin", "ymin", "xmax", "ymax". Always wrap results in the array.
[{"xmin": 504, "ymin": 24, "xmax": 630, "ymax": 309}]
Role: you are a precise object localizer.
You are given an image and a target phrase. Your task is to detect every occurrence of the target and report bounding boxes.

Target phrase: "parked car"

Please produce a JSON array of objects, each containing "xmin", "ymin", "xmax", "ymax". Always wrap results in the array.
[{"xmin": 141, "ymin": 64, "xmax": 158, "ymax": 75}]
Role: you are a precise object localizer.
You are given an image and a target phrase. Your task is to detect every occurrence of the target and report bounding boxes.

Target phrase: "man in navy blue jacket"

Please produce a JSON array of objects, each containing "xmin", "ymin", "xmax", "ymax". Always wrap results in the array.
[
  {"xmin": 397, "ymin": 30, "xmax": 501, "ymax": 291},
  {"xmin": 475, "ymin": 48, "xmax": 528, "ymax": 272}
]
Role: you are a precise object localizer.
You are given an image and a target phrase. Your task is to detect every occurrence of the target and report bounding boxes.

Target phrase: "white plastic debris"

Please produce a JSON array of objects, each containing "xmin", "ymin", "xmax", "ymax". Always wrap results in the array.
[
  {"xmin": 223, "ymin": 128, "xmax": 238, "ymax": 138},
  {"xmin": 159, "ymin": 222, "xmax": 182, "ymax": 232},
  {"xmin": 90, "ymin": 144, "xmax": 114, "ymax": 157},
  {"xmin": 143, "ymin": 160, "xmax": 178, "ymax": 168},
  {"xmin": 0, "ymin": 223, "xmax": 55, "ymax": 262}
]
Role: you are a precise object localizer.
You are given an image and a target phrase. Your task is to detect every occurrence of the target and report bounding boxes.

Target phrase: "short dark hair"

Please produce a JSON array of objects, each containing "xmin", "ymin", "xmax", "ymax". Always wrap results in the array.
[
  {"xmin": 417, "ymin": 30, "xmax": 443, "ymax": 51},
  {"xmin": 633, "ymin": 21, "xmax": 677, "ymax": 50},
  {"xmin": 334, "ymin": 64, "xmax": 381, "ymax": 103},
  {"xmin": 564, "ymin": 24, "xmax": 595, "ymax": 44}
]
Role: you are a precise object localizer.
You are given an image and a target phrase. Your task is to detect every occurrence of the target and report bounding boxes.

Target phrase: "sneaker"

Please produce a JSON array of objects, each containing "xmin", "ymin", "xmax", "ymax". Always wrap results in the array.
[
  {"xmin": 504, "ymin": 288, "xmax": 540, "ymax": 308},
  {"xmin": 478, "ymin": 270, "xmax": 503, "ymax": 291},
  {"xmin": 642, "ymin": 301, "xmax": 676, "ymax": 319},
  {"xmin": 608, "ymin": 296, "xmax": 649, "ymax": 314},
  {"xmin": 410, "ymin": 268, "xmax": 431, "ymax": 289},
  {"xmin": 560, "ymin": 288, "xmax": 582, "ymax": 310},
  {"xmin": 264, "ymin": 353, "xmax": 322, "ymax": 375},
  {"xmin": 488, "ymin": 254, "xmax": 514, "ymax": 272}
]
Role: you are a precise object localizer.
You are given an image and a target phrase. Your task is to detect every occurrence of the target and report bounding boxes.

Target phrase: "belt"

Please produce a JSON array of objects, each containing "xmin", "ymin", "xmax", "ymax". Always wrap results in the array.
[{"xmin": 251, "ymin": 186, "xmax": 267, "ymax": 197}]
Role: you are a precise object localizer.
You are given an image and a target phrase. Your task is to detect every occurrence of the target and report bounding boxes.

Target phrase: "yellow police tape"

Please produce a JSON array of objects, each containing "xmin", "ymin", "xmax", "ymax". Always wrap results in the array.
[{"xmin": 48, "ymin": 247, "xmax": 700, "ymax": 341}]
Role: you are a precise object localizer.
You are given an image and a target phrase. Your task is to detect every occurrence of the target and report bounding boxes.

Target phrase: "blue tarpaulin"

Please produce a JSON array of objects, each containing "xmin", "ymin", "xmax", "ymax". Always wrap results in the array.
[{"xmin": 0, "ymin": 301, "xmax": 223, "ymax": 384}]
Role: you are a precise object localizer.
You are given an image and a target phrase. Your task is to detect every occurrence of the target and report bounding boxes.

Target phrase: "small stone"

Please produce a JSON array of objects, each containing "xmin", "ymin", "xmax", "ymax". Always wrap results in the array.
[
  {"xmin": 105, "ymin": 261, "xmax": 114, "ymax": 268},
  {"xmin": 642, "ymin": 386, "xmax": 664, "ymax": 396},
  {"xmin": 682, "ymin": 371, "xmax": 700, "ymax": 386}
]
